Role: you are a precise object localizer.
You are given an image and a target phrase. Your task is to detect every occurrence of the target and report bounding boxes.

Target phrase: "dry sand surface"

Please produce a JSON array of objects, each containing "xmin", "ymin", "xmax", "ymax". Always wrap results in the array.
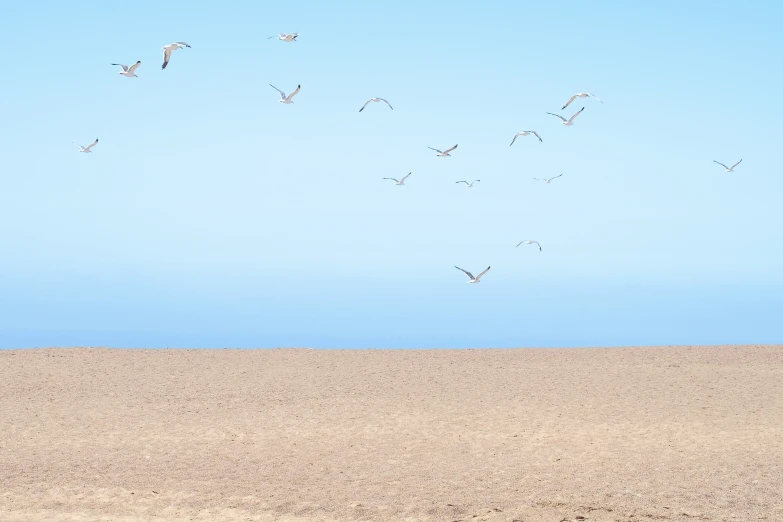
[{"xmin": 1, "ymin": 346, "xmax": 782, "ymax": 522}]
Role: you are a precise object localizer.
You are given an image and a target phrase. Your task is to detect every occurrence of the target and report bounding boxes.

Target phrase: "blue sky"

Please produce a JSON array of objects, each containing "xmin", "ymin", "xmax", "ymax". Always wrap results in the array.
[{"xmin": 1, "ymin": 1, "xmax": 781, "ymax": 348}]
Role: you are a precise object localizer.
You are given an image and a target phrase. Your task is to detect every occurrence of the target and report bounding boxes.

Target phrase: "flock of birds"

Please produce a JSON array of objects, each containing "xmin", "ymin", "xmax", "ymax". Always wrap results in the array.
[{"xmin": 72, "ymin": 35, "xmax": 745, "ymax": 286}]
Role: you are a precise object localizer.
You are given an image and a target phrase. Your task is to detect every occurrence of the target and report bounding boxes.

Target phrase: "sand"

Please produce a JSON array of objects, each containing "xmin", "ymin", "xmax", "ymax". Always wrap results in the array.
[{"xmin": 1, "ymin": 346, "xmax": 782, "ymax": 522}]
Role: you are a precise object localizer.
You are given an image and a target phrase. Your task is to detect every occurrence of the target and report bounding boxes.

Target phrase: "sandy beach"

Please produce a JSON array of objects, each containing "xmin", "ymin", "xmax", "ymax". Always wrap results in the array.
[{"xmin": 1, "ymin": 346, "xmax": 781, "ymax": 521}]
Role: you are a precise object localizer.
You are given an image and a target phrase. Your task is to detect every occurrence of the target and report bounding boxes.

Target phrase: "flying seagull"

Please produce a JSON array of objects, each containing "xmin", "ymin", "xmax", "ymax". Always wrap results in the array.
[
  {"xmin": 359, "ymin": 98, "xmax": 393, "ymax": 112},
  {"xmin": 383, "ymin": 172, "xmax": 412, "ymax": 185},
  {"xmin": 561, "ymin": 92, "xmax": 603, "ymax": 110},
  {"xmin": 73, "ymin": 139, "xmax": 98, "ymax": 153},
  {"xmin": 270, "ymin": 84, "xmax": 301, "ymax": 104},
  {"xmin": 533, "ymin": 174, "xmax": 563, "ymax": 184},
  {"xmin": 713, "ymin": 159, "xmax": 742, "ymax": 172},
  {"xmin": 547, "ymin": 107, "xmax": 585, "ymax": 126},
  {"xmin": 456, "ymin": 180, "xmax": 480, "ymax": 187},
  {"xmin": 428, "ymin": 144, "xmax": 458, "ymax": 157},
  {"xmin": 268, "ymin": 33, "xmax": 298, "ymax": 42},
  {"xmin": 455, "ymin": 265, "xmax": 491, "ymax": 284},
  {"xmin": 161, "ymin": 42, "xmax": 191, "ymax": 70},
  {"xmin": 516, "ymin": 240, "xmax": 542, "ymax": 251},
  {"xmin": 509, "ymin": 131, "xmax": 542, "ymax": 146},
  {"xmin": 111, "ymin": 61, "xmax": 141, "ymax": 78}
]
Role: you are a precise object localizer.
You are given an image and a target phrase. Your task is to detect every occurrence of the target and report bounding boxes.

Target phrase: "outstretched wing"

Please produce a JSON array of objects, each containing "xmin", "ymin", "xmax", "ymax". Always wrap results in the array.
[
  {"xmin": 456, "ymin": 181, "xmax": 468, "ymax": 185},
  {"xmin": 83, "ymin": 138, "xmax": 98, "ymax": 152},
  {"xmin": 162, "ymin": 48, "xmax": 172, "ymax": 69},
  {"xmin": 588, "ymin": 93, "xmax": 603, "ymax": 103},
  {"xmin": 176, "ymin": 42, "xmax": 191, "ymax": 47},
  {"xmin": 730, "ymin": 159, "xmax": 743, "ymax": 170},
  {"xmin": 516, "ymin": 241, "xmax": 524, "ymax": 247},
  {"xmin": 267, "ymin": 34, "xmax": 281, "ymax": 39},
  {"xmin": 427, "ymin": 146, "xmax": 443, "ymax": 153},
  {"xmin": 474, "ymin": 266, "xmax": 491, "ymax": 281},
  {"xmin": 454, "ymin": 266, "xmax": 474, "ymax": 280},
  {"xmin": 530, "ymin": 131, "xmax": 542, "ymax": 142},
  {"xmin": 561, "ymin": 94, "xmax": 578, "ymax": 110},
  {"xmin": 567, "ymin": 107, "xmax": 584, "ymax": 123},
  {"xmin": 548, "ymin": 174, "xmax": 563, "ymax": 181},
  {"xmin": 269, "ymin": 84, "xmax": 286, "ymax": 99},
  {"xmin": 534, "ymin": 241, "xmax": 542, "ymax": 251},
  {"xmin": 359, "ymin": 99, "xmax": 372, "ymax": 112},
  {"xmin": 509, "ymin": 134, "xmax": 519, "ymax": 147},
  {"xmin": 547, "ymin": 112, "xmax": 567, "ymax": 122},
  {"xmin": 286, "ymin": 85, "xmax": 301, "ymax": 101},
  {"xmin": 713, "ymin": 160, "xmax": 729, "ymax": 169},
  {"xmin": 400, "ymin": 172, "xmax": 412, "ymax": 182},
  {"xmin": 383, "ymin": 177, "xmax": 400, "ymax": 183},
  {"xmin": 112, "ymin": 63, "xmax": 129, "ymax": 72},
  {"xmin": 378, "ymin": 98, "xmax": 393, "ymax": 110},
  {"xmin": 443, "ymin": 144, "xmax": 458, "ymax": 154},
  {"xmin": 127, "ymin": 61, "xmax": 141, "ymax": 73}
]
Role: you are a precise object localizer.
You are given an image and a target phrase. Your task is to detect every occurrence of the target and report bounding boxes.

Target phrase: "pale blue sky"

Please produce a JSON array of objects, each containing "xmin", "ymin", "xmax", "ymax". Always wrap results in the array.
[{"xmin": 1, "ymin": 1, "xmax": 781, "ymax": 348}]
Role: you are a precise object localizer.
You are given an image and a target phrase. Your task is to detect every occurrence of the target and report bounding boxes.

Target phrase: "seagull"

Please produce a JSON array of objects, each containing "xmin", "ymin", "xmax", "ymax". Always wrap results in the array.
[
  {"xmin": 270, "ymin": 84, "xmax": 301, "ymax": 104},
  {"xmin": 509, "ymin": 131, "xmax": 542, "ymax": 146},
  {"xmin": 383, "ymin": 172, "xmax": 412, "ymax": 185},
  {"xmin": 454, "ymin": 265, "xmax": 491, "ymax": 284},
  {"xmin": 533, "ymin": 174, "xmax": 563, "ymax": 184},
  {"xmin": 456, "ymin": 180, "xmax": 480, "ymax": 187},
  {"xmin": 111, "ymin": 61, "xmax": 141, "ymax": 78},
  {"xmin": 547, "ymin": 107, "xmax": 584, "ymax": 126},
  {"xmin": 73, "ymin": 139, "xmax": 98, "ymax": 153},
  {"xmin": 268, "ymin": 33, "xmax": 299, "ymax": 42},
  {"xmin": 713, "ymin": 159, "xmax": 743, "ymax": 172},
  {"xmin": 359, "ymin": 98, "xmax": 393, "ymax": 112},
  {"xmin": 561, "ymin": 92, "xmax": 602, "ymax": 110},
  {"xmin": 428, "ymin": 144, "xmax": 458, "ymax": 157},
  {"xmin": 161, "ymin": 42, "xmax": 191, "ymax": 70},
  {"xmin": 516, "ymin": 240, "xmax": 542, "ymax": 251}
]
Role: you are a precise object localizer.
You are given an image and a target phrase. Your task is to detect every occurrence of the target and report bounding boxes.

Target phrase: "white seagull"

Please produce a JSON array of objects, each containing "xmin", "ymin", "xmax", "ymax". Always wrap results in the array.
[
  {"xmin": 383, "ymin": 172, "xmax": 412, "ymax": 185},
  {"xmin": 713, "ymin": 159, "xmax": 742, "ymax": 172},
  {"xmin": 428, "ymin": 144, "xmax": 458, "ymax": 157},
  {"xmin": 456, "ymin": 180, "xmax": 480, "ymax": 187},
  {"xmin": 533, "ymin": 174, "xmax": 563, "ymax": 184},
  {"xmin": 111, "ymin": 61, "xmax": 141, "ymax": 78},
  {"xmin": 547, "ymin": 107, "xmax": 584, "ymax": 126},
  {"xmin": 509, "ymin": 131, "xmax": 542, "ymax": 146},
  {"xmin": 161, "ymin": 42, "xmax": 191, "ymax": 70},
  {"xmin": 561, "ymin": 92, "xmax": 602, "ymax": 110},
  {"xmin": 359, "ymin": 97, "xmax": 393, "ymax": 112},
  {"xmin": 455, "ymin": 265, "xmax": 491, "ymax": 284},
  {"xmin": 270, "ymin": 84, "xmax": 301, "ymax": 104},
  {"xmin": 73, "ymin": 139, "xmax": 98, "ymax": 153},
  {"xmin": 516, "ymin": 240, "xmax": 542, "ymax": 251},
  {"xmin": 268, "ymin": 33, "xmax": 299, "ymax": 42}
]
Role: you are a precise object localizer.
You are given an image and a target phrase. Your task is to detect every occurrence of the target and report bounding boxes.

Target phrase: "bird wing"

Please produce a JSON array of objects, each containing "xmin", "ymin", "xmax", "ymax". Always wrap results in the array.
[
  {"xmin": 730, "ymin": 159, "xmax": 743, "ymax": 169},
  {"xmin": 713, "ymin": 160, "xmax": 729, "ymax": 169},
  {"xmin": 588, "ymin": 93, "xmax": 603, "ymax": 103},
  {"xmin": 427, "ymin": 147, "xmax": 443, "ymax": 153},
  {"xmin": 548, "ymin": 174, "xmax": 563, "ymax": 181},
  {"xmin": 456, "ymin": 181, "xmax": 468, "ymax": 185},
  {"xmin": 534, "ymin": 242, "xmax": 542, "ymax": 251},
  {"xmin": 128, "ymin": 61, "xmax": 141, "ymax": 73},
  {"xmin": 516, "ymin": 241, "xmax": 524, "ymax": 247},
  {"xmin": 530, "ymin": 131, "xmax": 542, "ymax": 142},
  {"xmin": 454, "ymin": 266, "xmax": 474, "ymax": 280},
  {"xmin": 267, "ymin": 35, "xmax": 280, "ymax": 39},
  {"xmin": 561, "ymin": 94, "xmax": 578, "ymax": 110},
  {"xmin": 532, "ymin": 178, "xmax": 543, "ymax": 181},
  {"xmin": 547, "ymin": 112, "xmax": 567, "ymax": 122},
  {"xmin": 383, "ymin": 178, "xmax": 400, "ymax": 183},
  {"xmin": 567, "ymin": 107, "xmax": 584, "ymax": 123},
  {"xmin": 400, "ymin": 172, "xmax": 412, "ymax": 182},
  {"xmin": 290, "ymin": 33, "xmax": 299, "ymax": 39},
  {"xmin": 270, "ymin": 84, "xmax": 286, "ymax": 99},
  {"xmin": 378, "ymin": 98, "xmax": 393, "ymax": 109},
  {"xmin": 359, "ymin": 99, "xmax": 372, "ymax": 112},
  {"xmin": 162, "ymin": 48, "xmax": 172, "ymax": 69},
  {"xmin": 509, "ymin": 134, "xmax": 519, "ymax": 146},
  {"xmin": 112, "ymin": 63, "xmax": 129, "ymax": 71},
  {"xmin": 443, "ymin": 144, "xmax": 458, "ymax": 154},
  {"xmin": 286, "ymin": 85, "xmax": 301, "ymax": 100},
  {"xmin": 83, "ymin": 139, "xmax": 98, "ymax": 151},
  {"xmin": 475, "ymin": 266, "xmax": 491, "ymax": 281},
  {"xmin": 176, "ymin": 42, "xmax": 191, "ymax": 47}
]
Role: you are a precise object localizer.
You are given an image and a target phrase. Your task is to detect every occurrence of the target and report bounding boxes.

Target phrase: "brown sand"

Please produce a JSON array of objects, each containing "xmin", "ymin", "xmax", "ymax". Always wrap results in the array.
[{"xmin": 1, "ymin": 346, "xmax": 782, "ymax": 522}]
